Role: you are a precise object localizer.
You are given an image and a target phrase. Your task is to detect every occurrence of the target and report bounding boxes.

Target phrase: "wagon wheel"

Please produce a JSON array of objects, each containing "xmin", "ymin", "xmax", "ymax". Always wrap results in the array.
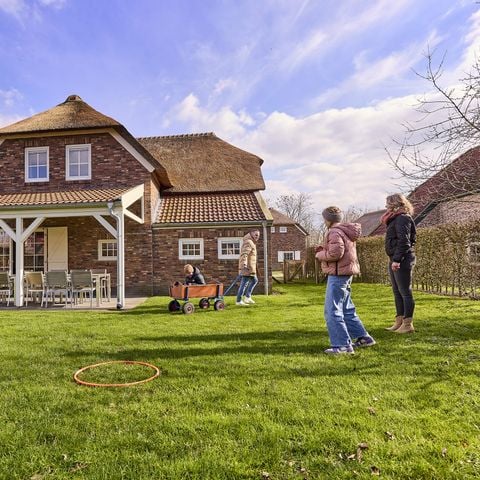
[
  {"xmin": 168, "ymin": 300, "xmax": 181, "ymax": 312},
  {"xmin": 182, "ymin": 302, "xmax": 195, "ymax": 315},
  {"xmin": 199, "ymin": 298, "xmax": 210, "ymax": 309},
  {"xmin": 214, "ymin": 300, "xmax": 225, "ymax": 311}
]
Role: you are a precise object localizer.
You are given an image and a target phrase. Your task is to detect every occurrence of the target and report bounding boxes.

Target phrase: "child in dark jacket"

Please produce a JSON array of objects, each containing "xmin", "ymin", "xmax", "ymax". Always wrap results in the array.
[{"xmin": 184, "ymin": 264, "xmax": 206, "ymax": 285}]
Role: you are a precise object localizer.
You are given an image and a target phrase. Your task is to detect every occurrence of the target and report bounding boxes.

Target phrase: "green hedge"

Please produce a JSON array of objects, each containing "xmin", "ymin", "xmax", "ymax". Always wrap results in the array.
[{"xmin": 357, "ymin": 221, "xmax": 480, "ymax": 298}]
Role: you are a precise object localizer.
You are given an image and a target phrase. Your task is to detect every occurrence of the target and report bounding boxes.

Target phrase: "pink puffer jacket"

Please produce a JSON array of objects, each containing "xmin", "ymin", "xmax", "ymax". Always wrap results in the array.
[{"xmin": 315, "ymin": 223, "xmax": 361, "ymax": 276}]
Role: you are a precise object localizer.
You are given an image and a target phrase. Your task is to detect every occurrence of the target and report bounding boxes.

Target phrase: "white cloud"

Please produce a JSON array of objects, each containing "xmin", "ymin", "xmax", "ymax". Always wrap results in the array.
[
  {"xmin": 280, "ymin": 0, "xmax": 414, "ymax": 73},
  {"xmin": 166, "ymin": 92, "xmax": 423, "ymax": 210},
  {"xmin": 0, "ymin": 0, "xmax": 26, "ymax": 17},
  {"xmin": 0, "ymin": 88, "xmax": 23, "ymax": 108},
  {"xmin": 0, "ymin": 0, "xmax": 66, "ymax": 20}
]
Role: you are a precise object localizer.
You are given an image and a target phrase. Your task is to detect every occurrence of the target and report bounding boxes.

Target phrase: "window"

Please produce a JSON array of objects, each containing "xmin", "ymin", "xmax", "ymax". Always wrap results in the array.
[
  {"xmin": 25, "ymin": 147, "xmax": 49, "ymax": 182},
  {"xmin": 24, "ymin": 231, "xmax": 45, "ymax": 271},
  {"xmin": 66, "ymin": 144, "xmax": 91, "ymax": 180},
  {"xmin": 179, "ymin": 238, "xmax": 204, "ymax": 260},
  {"xmin": 0, "ymin": 231, "xmax": 11, "ymax": 272},
  {"xmin": 98, "ymin": 240, "xmax": 117, "ymax": 261},
  {"xmin": 271, "ymin": 226, "xmax": 275, "ymax": 233},
  {"xmin": 279, "ymin": 226, "xmax": 288, "ymax": 233},
  {"xmin": 218, "ymin": 237, "xmax": 242, "ymax": 259},
  {"xmin": 278, "ymin": 250, "xmax": 301, "ymax": 262}
]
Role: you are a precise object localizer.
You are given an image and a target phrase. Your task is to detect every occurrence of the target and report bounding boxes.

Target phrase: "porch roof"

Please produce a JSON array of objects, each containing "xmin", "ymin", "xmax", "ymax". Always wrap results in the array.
[
  {"xmin": 155, "ymin": 192, "xmax": 267, "ymax": 224},
  {"xmin": 0, "ymin": 186, "xmax": 135, "ymax": 208}
]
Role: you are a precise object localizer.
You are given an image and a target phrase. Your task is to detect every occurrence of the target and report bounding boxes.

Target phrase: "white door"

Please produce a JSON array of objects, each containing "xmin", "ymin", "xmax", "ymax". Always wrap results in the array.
[{"xmin": 47, "ymin": 227, "xmax": 68, "ymax": 271}]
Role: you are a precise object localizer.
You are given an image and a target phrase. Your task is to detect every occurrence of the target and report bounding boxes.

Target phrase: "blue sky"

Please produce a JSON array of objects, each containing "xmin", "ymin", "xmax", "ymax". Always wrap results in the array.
[{"xmin": 1, "ymin": 0, "xmax": 479, "ymax": 211}]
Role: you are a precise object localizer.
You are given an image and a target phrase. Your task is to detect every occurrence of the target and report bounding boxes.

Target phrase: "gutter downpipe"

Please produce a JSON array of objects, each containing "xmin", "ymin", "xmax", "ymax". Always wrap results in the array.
[
  {"xmin": 108, "ymin": 201, "xmax": 125, "ymax": 309},
  {"xmin": 262, "ymin": 221, "xmax": 269, "ymax": 295}
]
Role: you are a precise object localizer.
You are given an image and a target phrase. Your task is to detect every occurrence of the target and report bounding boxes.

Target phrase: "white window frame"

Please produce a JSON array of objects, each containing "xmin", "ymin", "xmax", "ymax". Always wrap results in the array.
[
  {"xmin": 271, "ymin": 226, "xmax": 275, "ymax": 233},
  {"xmin": 66, "ymin": 144, "xmax": 91, "ymax": 180},
  {"xmin": 98, "ymin": 239, "xmax": 117, "ymax": 261},
  {"xmin": 25, "ymin": 146, "xmax": 49, "ymax": 182},
  {"xmin": 179, "ymin": 238, "xmax": 204, "ymax": 260},
  {"xmin": 279, "ymin": 226, "xmax": 288, "ymax": 233},
  {"xmin": 218, "ymin": 237, "xmax": 242, "ymax": 260}
]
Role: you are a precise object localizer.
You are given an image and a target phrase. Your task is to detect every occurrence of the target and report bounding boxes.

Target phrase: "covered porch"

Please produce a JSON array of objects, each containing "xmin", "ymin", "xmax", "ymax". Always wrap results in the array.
[{"xmin": 0, "ymin": 184, "xmax": 145, "ymax": 308}]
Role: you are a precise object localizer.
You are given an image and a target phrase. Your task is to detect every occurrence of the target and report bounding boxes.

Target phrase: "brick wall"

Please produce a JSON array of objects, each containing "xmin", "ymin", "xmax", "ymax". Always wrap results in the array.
[
  {"xmin": 418, "ymin": 194, "xmax": 480, "ymax": 227},
  {"xmin": 0, "ymin": 133, "xmax": 152, "ymax": 195},
  {"xmin": 152, "ymin": 226, "xmax": 272, "ymax": 295},
  {"xmin": 270, "ymin": 224, "xmax": 307, "ymax": 270}
]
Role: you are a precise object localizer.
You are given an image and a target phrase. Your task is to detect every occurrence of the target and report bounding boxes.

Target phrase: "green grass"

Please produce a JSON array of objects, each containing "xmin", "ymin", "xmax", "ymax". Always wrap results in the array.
[{"xmin": 0, "ymin": 283, "xmax": 479, "ymax": 479}]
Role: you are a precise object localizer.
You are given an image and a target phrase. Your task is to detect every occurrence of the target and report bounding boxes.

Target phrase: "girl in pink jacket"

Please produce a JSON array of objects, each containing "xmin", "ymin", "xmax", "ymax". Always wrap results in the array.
[{"xmin": 316, "ymin": 206, "xmax": 375, "ymax": 354}]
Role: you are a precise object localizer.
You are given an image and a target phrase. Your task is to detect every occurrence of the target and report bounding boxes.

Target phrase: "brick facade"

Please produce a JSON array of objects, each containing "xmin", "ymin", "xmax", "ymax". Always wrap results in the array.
[
  {"xmin": 152, "ymin": 226, "xmax": 271, "ymax": 295},
  {"xmin": 270, "ymin": 225, "xmax": 307, "ymax": 270}
]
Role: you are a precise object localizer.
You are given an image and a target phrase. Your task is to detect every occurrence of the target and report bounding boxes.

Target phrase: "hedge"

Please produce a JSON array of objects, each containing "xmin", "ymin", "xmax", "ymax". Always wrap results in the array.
[{"xmin": 357, "ymin": 221, "xmax": 480, "ymax": 298}]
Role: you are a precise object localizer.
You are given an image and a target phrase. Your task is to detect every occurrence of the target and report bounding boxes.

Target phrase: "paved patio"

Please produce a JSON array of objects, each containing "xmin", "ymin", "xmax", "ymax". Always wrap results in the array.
[{"xmin": 0, "ymin": 297, "xmax": 148, "ymax": 311}]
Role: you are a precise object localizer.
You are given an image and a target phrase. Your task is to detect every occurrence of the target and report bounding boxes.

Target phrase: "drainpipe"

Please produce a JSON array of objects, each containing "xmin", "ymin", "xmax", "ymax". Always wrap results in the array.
[
  {"xmin": 262, "ymin": 221, "xmax": 269, "ymax": 295},
  {"xmin": 108, "ymin": 202, "xmax": 125, "ymax": 309}
]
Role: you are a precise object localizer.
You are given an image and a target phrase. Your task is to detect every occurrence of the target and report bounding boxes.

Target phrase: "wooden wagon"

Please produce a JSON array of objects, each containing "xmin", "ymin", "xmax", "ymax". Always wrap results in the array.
[{"xmin": 168, "ymin": 283, "xmax": 225, "ymax": 314}]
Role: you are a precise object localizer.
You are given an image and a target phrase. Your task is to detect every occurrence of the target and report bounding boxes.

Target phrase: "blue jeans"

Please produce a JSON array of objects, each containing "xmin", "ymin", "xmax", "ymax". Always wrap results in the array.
[
  {"xmin": 236, "ymin": 275, "xmax": 258, "ymax": 301},
  {"xmin": 324, "ymin": 275, "xmax": 368, "ymax": 347}
]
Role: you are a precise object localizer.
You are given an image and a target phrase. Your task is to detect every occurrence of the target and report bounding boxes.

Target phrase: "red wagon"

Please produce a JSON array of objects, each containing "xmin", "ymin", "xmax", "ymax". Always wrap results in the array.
[{"xmin": 168, "ymin": 283, "xmax": 225, "ymax": 314}]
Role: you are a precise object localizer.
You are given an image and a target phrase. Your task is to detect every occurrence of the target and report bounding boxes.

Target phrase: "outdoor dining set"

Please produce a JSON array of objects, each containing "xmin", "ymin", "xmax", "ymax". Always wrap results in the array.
[{"xmin": 0, "ymin": 269, "xmax": 111, "ymax": 308}]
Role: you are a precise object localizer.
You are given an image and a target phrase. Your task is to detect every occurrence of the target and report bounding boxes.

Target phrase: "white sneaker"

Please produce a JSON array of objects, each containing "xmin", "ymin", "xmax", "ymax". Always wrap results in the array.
[
  {"xmin": 244, "ymin": 297, "xmax": 255, "ymax": 304},
  {"xmin": 236, "ymin": 300, "xmax": 248, "ymax": 306}
]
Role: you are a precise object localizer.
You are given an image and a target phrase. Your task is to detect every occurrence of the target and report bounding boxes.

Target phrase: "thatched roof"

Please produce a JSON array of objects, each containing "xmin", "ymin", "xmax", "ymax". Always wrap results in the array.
[
  {"xmin": 0, "ymin": 95, "xmax": 172, "ymax": 188},
  {"xmin": 138, "ymin": 133, "xmax": 265, "ymax": 193},
  {"xmin": 0, "ymin": 95, "xmax": 122, "ymax": 134}
]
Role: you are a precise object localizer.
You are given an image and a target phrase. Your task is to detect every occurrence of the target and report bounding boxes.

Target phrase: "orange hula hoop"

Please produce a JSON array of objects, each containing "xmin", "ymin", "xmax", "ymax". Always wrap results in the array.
[{"xmin": 73, "ymin": 360, "xmax": 160, "ymax": 387}]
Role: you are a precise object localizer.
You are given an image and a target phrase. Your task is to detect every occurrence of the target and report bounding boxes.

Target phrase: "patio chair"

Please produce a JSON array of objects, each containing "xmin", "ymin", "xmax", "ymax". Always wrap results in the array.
[
  {"xmin": 71, "ymin": 270, "xmax": 94, "ymax": 308},
  {"xmin": 44, "ymin": 271, "xmax": 70, "ymax": 307},
  {"xmin": 91, "ymin": 269, "xmax": 109, "ymax": 302},
  {"xmin": 0, "ymin": 272, "xmax": 13, "ymax": 306},
  {"xmin": 24, "ymin": 271, "xmax": 45, "ymax": 307}
]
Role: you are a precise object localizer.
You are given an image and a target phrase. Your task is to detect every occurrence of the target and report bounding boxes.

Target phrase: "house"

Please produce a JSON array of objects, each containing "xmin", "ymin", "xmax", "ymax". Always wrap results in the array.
[
  {"xmin": 0, "ymin": 95, "xmax": 272, "ymax": 306},
  {"xmin": 366, "ymin": 146, "xmax": 480, "ymax": 236},
  {"xmin": 269, "ymin": 208, "xmax": 308, "ymax": 270},
  {"xmin": 355, "ymin": 209, "xmax": 386, "ymax": 237}
]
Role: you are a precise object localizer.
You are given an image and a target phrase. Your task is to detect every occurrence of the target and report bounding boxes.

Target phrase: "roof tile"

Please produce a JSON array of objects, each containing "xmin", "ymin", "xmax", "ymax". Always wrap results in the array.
[{"xmin": 156, "ymin": 193, "xmax": 266, "ymax": 224}]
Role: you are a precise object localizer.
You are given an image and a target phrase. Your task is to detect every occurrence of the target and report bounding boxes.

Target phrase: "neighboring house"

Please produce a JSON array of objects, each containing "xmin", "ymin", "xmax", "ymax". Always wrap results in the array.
[
  {"xmin": 269, "ymin": 208, "xmax": 308, "ymax": 271},
  {"xmin": 355, "ymin": 209, "xmax": 386, "ymax": 237},
  {"xmin": 0, "ymin": 95, "xmax": 272, "ymax": 306},
  {"xmin": 368, "ymin": 146, "xmax": 480, "ymax": 236}
]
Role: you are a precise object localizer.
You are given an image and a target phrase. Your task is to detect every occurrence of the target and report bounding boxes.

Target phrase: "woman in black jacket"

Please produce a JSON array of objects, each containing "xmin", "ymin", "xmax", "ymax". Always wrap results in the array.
[{"xmin": 382, "ymin": 194, "xmax": 416, "ymax": 333}]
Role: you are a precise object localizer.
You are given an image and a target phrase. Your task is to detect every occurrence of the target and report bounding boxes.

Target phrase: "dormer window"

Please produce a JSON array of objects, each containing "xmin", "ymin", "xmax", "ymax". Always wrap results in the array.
[
  {"xmin": 66, "ymin": 144, "xmax": 91, "ymax": 180},
  {"xmin": 25, "ymin": 147, "xmax": 49, "ymax": 182}
]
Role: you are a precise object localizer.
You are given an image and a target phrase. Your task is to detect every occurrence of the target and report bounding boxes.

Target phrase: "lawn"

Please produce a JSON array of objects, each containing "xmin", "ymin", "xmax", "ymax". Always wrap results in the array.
[{"xmin": 0, "ymin": 283, "xmax": 479, "ymax": 480}]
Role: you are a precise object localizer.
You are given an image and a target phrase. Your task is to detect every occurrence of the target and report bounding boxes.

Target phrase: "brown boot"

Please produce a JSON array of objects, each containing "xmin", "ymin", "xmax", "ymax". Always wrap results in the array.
[
  {"xmin": 385, "ymin": 315, "xmax": 403, "ymax": 331},
  {"xmin": 396, "ymin": 317, "xmax": 414, "ymax": 334}
]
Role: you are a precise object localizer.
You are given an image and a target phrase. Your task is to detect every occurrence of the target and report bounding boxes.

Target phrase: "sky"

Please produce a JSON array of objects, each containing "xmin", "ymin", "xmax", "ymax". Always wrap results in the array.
[{"xmin": 1, "ymin": 0, "xmax": 479, "ymax": 214}]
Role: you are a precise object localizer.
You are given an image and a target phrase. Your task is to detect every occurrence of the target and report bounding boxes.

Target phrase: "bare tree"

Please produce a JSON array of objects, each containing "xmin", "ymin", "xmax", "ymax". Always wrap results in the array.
[
  {"xmin": 387, "ymin": 49, "xmax": 480, "ymax": 202},
  {"xmin": 275, "ymin": 193, "xmax": 316, "ymax": 231},
  {"xmin": 273, "ymin": 193, "xmax": 324, "ymax": 245}
]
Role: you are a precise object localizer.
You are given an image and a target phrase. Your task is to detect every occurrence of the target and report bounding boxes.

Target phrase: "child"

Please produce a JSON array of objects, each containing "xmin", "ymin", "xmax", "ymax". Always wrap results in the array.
[
  {"xmin": 184, "ymin": 264, "xmax": 206, "ymax": 285},
  {"xmin": 316, "ymin": 206, "xmax": 376, "ymax": 355}
]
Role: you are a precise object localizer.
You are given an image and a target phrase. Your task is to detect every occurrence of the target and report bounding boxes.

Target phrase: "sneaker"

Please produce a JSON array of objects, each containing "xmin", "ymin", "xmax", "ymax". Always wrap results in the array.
[
  {"xmin": 244, "ymin": 297, "xmax": 255, "ymax": 304},
  {"xmin": 236, "ymin": 300, "xmax": 248, "ymax": 306},
  {"xmin": 324, "ymin": 345, "xmax": 355, "ymax": 355},
  {"xmin": 353, "ymin": 335, "xmax": 376, "ymax": 348}
]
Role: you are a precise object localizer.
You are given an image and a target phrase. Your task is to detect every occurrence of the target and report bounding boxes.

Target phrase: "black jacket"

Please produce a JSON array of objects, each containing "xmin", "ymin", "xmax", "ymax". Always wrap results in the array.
[
  {"xmin": 185, "ymin": 266, "xmax": 206, "ymax": 285},
  {"xmin": 385, "ymin": 213, "xmax": 416, "ymax": 263}
]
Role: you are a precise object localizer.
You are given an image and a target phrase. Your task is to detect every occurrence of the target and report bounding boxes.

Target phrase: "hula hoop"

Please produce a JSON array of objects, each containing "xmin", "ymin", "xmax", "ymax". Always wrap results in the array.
[{"xmin": 73, "ymin": 360, "xmax": 160, "ymax": 387}]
